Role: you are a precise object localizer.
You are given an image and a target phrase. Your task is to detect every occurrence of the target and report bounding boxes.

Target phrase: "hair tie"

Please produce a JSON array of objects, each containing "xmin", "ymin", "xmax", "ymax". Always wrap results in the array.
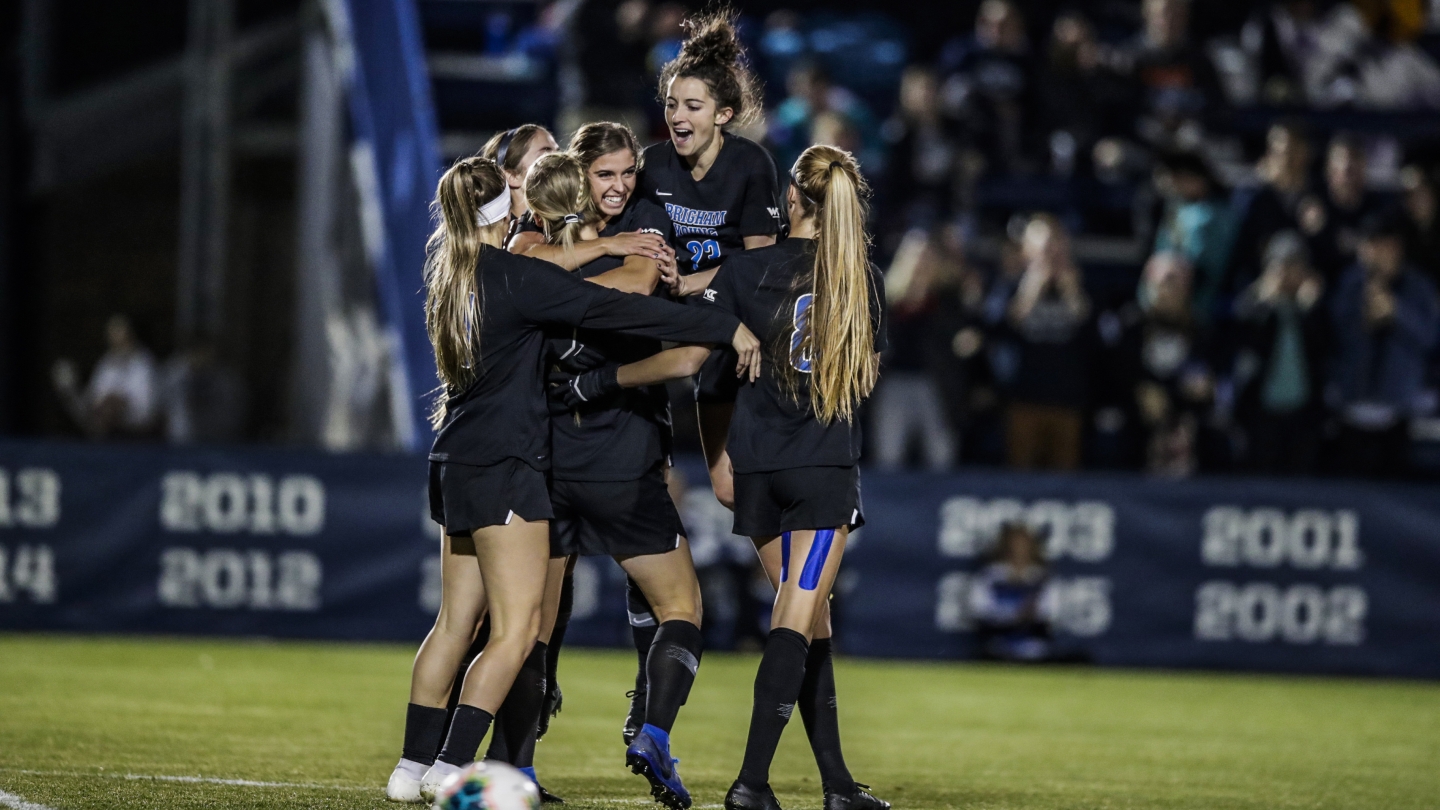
[
  {"xmin": 475, "ymin": 186, "xmax": 512, "ymax": 226},
  {"xmin": 562, "ymin": 213, "xmax": 583, "ymax": 225},
  {"xmin": 496, "ymin": 128, "xmax": 518, "ymax": 167},
  {"xmin": 828, "ymin": 160, "xmax": 843, "ymax": 171}
]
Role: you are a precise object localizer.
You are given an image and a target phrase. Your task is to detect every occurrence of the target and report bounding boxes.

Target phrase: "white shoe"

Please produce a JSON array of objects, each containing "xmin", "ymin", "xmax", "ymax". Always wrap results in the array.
[
  {"xmin": 386, "ymin": 758, "xmax": 427, "ymax": 803},
  {"xmin": 419, "ymin": 761, "xmax": 464, "ymax": 804}
]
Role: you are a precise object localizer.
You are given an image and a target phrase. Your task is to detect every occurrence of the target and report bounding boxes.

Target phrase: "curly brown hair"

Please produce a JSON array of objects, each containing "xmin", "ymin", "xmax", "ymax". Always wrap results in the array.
[{"xmin": 657, "ymin": 7, "xmax": 763, "ymax": 128}]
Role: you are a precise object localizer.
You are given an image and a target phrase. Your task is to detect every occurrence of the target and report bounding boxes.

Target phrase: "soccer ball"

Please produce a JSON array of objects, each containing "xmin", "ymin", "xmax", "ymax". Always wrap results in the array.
[{"xmin": 432, "ymin": 761, "xmax": 540, "ymax": 810}]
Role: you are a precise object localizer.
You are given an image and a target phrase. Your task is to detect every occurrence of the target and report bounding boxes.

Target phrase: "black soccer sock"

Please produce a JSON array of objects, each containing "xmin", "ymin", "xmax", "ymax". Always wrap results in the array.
[
  {"xmin": 629, "ymin": 576, "xmax": 659, "ymax": 701},
  {"xmin": 736, "ymin": 628, "xmax": 810, "ymax": 789},
  {"xmin": 644, "ymin": 620, "xmax": 704, "ymax": 733},
  {"xmin": 799, "ymin": 637, "xmax": 856, "ymax": 794},
  {"xmin": 548, "ymin": 571, "xmax": 574, "ymax": 696},
  {"xmin": 401, "ymin": 703, "xmax": 449, "ymax": 765},
  {"xmin": 437, "ymin": 705, "xmax": 495, "ymax": 766},
  {"xmin": 493, "ymin": 642, "xmax": 547, "ymax": 763}
]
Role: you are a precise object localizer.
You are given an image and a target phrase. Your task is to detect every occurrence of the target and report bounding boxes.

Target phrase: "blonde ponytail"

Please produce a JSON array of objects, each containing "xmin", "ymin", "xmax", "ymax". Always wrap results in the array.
[
  {"xmin": 784, "ymin": 145, "xmax": 878, "ymax": 424},
  {"xmin": 524, "ymin": 152, "xmax": 595, "ymax": 257},
  {"xmin": 424, "ymin": 155, "xmax": 510, "ymax": 428}
]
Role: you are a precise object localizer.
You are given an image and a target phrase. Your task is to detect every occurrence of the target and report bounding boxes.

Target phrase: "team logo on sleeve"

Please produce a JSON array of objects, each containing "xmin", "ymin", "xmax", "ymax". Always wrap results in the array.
[
  {"xmin": 703, "ymin": 288, "xmax": 718, "ymax": 302},
  {"xmin": 767, "ymin": 207, "xmax": 780, "ymax": 220}
]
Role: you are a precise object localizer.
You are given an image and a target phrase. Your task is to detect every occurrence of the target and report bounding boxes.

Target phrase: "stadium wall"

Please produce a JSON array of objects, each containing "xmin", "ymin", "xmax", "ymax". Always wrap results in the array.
[{"xmin": 1, "ymin": 440, "xmax": 1437, "ymax": 679}]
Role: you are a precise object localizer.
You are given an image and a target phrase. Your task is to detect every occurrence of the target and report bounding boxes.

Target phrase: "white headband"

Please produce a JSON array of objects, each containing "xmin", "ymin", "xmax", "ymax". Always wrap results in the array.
[{"xmin": 475, "ymin": 186, "xmax": 512, "ymax": 226}]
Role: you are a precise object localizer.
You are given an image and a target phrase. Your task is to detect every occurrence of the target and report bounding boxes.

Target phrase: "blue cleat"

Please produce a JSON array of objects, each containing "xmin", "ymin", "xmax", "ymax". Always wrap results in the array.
[{"xmin": 625, "ymin": 724, "xmax": 691, "ymax": 809}]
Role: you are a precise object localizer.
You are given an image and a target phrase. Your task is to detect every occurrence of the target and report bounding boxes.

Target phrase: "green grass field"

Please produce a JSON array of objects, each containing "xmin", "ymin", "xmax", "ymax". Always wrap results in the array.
[{"xmin": 1, "ymin": 636, "xmax": 1438, "ymax": 810}]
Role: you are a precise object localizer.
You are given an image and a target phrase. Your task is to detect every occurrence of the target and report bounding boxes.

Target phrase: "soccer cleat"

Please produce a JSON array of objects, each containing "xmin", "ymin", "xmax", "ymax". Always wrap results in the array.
[
  {"xmin": 626, "ymin": 724, "xmax": 691, "ymax": 809},
  {"xmin": 622, "ymin": 688, "xmax": 647, "ymax": 745},
  {"xmin": 723, "ymin": 780, "xmax": 783, "ymax": 810},
  {"xmin": 384, "ymin": 759, "xmax": 426, "ymax": 803},
  {"xmin": 537, "ymin": 683, "xmax": 564, "ymax": 740},
  {"xmin": 824, "ymin": 783, "xmax": 890, "ymax": 810},
  {"xmin": 418, "ymin": 760, "xmax": 463, "ymax": 804},
  {"xmin": 538, "ymin": 783, "xmax": 566, "ymax": 804}
]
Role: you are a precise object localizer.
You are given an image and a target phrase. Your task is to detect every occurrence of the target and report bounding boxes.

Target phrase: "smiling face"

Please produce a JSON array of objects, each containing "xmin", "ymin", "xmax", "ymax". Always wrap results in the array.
[
  {"xmin": 587, "ymin": 149, "xmax": 638, "ymax": 221},
  {"xmin": 665, "ymin": 75, "xmax": 732, "ymax": 158}
]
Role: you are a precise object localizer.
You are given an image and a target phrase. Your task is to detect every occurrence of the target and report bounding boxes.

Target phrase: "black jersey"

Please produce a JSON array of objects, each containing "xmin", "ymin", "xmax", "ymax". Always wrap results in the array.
[
  {"xmin": 694, "ymin": 238, "xmax": 888, "ymax": 473},
  {"xmin": 429, "ymin": 245, "xmax": 739, "ymax": 469},
  {"xmin": 549, "ymin": 197, "xmax": 677, "ymax": 481},
  {"xmin": 506, "ymin": 211, "xmax": 542, "ymax": 245},
  {"xmin": 639, "ymin": 134, "xmax": 783, "ymax": 275}
]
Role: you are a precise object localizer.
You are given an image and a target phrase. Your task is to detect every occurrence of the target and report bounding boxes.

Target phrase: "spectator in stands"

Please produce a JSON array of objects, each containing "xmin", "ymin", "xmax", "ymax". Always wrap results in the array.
[
  {"xmin": 1301, "ymin": 0, "xmax": 1440, "ymax": 110},
  {"xmin": 1113, "ymin": 0, "xmax": 1224, "ymax": 140},
  {"xmin": 1152, "ymin": 151, "xmax": 1238, "ymax": 326},
  {"xmin": 1229, "ymin": 121, "xmax": 1314, "ymax": 291},
  {"xmin": 929, "ymin": 223, "xmax": 1001, "ymax": 464},
  {"xmin": 1328, "ymin": 211, "xmax": 1440, "ymax": 477},
  {"xmin": 874, "ymin": 227, "xmax": 959, "ymax": 471},
  {"xmin": 50, "ymin": 314, "xmax": 159, "ymax": 439},
  {"xmin": 1399, "ymin": 164, "xmax": 1440, "ymax": 283},
  {"xmin": 1039, "ymin": 11, "xmax": 1132, "ymax": 179},
  {"xmin": 160, "ymin": 343, "xmax": 247, "ymax": 445},
  {"xmin": 880, "ymin": 66, "xmax": 958, "ymax": 240},
  {"xmin": 767, "ymin": 61, "xmax": 880, "ymax": 181},
  {"xmin": 1099, "ymin": 252, "xmax": 1214, "ymax": 477},
  {"xmin": 1241, "ymin": 1, "xmax": 1331, "ymax": 107},
  {"xmin": 997, "ymin": 214, "xmax": 1091, "ymax": 470},
  {"xmin": 968, "ymin": 521, "xmax": 1057, "ymax": 662},
  {"xmin": 1306, "ymin": 133, "xmax": 1389, "ymax": 282},
  {"xmin": 938, "ymin": 0, "xmax": 1042, "ymax": 177},
  {"xmin": 1233, "ymin": 232, "xmax": 1329, "ymax": 474}
]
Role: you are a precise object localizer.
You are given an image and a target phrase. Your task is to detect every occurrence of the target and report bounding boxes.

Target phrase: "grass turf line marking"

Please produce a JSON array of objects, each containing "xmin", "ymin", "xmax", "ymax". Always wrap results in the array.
[
  {"xmin": 0, "ymin": 769, "xmax": 372, "ymax": 792},
  {"xmin": 0, "ymin": 789, "xmax": 56, "ymax": 810}
]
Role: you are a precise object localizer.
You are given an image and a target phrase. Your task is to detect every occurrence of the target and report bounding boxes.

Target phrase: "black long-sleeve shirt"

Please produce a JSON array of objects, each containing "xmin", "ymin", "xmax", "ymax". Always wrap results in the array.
[{"xmin": 429, "ymin": 245, "xmax": 740, "ymax": 468}]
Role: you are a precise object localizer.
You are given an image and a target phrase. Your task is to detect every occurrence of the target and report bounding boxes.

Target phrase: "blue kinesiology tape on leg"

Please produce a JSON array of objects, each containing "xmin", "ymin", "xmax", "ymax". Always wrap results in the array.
[
  {"xmin": 781, "ymin": 531, "xmax": 791, "ymax": 583},
  {"xmin": 798, "ymin": 528, "xmax": 836, "ymax": 591}
]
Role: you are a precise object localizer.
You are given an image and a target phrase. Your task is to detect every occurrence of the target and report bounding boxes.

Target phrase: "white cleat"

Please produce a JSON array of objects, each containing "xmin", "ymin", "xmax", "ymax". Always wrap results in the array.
[
  {"xmin": 419, "ymin": 761, "xmax": 464, "ymax": 804},
  {"xmin": 386, "ymin": 758, "xmax": 428, "ymax": 803}
]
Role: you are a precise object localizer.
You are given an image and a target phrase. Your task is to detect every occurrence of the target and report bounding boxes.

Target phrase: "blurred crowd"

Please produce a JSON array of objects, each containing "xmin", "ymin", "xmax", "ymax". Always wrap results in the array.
[
  {"xmin": 745, "ymin": 0, "xmax": 1440, "ymax": 479},
  {"xmin": 53, "ymin": 0, "xmax": 1440, "ymax": 481}
]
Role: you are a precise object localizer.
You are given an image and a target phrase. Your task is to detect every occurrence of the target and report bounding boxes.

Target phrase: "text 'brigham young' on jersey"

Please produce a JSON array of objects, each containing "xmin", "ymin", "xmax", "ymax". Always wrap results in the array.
[{"xmin": 664, "ymin": 203, "xmax": 727, "ymax": 237}]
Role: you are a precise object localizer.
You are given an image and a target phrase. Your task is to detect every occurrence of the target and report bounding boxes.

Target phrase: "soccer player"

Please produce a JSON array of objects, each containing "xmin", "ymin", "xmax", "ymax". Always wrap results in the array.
[
  {"xmin": 388, "ymin": 125, "xmax": 565, "ymax": 804},
  {"xmin": 522, "ymin": 130, "xmax": 716, "ymax": 809},
  {"xmin": 626, "ymin": 5, "xmax": 785, "ymax": 744},
  {"xmin": 696, "ymin": 145, "xmax": 891, "ymax": 810},
  {"xmin": 383, "ymin": 155, "xmax": 759, "ymax": 804}
]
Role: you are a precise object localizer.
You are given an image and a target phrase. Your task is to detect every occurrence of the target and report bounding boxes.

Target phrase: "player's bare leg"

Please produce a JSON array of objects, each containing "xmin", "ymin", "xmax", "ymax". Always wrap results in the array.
[
  {"xmin": 388, "ymin": 531, "xmax": 487, "ymax": 803},
  {"xmin": 420, "ymin": 517, "xmax": 549, "ymax": 801},
  {"xmin": 484, "ymin": 554, "xmax": 571, "ymax": 802}
]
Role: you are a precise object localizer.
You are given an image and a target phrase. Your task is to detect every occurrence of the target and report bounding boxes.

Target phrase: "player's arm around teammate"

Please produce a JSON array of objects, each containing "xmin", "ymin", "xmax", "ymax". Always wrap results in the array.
[
  {"xmin": 694, "ymin": 145, "xmax": 890, "ymax": 810},
  {"xmin": 395, "ymin": 156, "xmax": 757, "ymax": 802}
]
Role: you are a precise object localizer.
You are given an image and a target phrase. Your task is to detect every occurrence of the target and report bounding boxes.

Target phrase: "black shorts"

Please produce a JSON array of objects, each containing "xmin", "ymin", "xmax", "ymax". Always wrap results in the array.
[
  {"xmin": 694, "ymin": 346, "xmax": 741, "ymax": 404},
  {"xmin": 732, "ymin": 465, "xmax": 865, "ymax": 538},
  {"xmin": 429, "ymin": 458, "xmax": 553, "ymax": 536},
  {"xmin": 549, "ymin": 465, "xmax": 686, "ymax": 558}
]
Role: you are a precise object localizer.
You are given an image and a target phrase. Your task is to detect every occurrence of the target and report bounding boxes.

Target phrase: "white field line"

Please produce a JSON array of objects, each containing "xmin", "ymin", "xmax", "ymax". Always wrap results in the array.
[
  {"xmin": 0, "ymin": 789, "xmax": 56, "ymax": 810},
  {"xmin": 0, "ymin": 770, "xmax": 717, "ymax": 804},
  {"xmin": 0, "ymin": 769, "xmax": 371, "ymax": 791}
]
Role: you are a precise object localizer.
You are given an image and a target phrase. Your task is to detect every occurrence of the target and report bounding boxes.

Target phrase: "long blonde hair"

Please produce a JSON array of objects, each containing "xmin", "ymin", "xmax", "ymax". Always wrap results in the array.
[
  {"xmin": 782, "ymin": 144, "xmax": 878, "ymax": 424},
  {"xmin": 424, "ymin": 155, "xmax": 509, "ymax": 428},
  {"xmin": 524, "ymin": 152, "xmax": 595, "ymax": 255}
]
